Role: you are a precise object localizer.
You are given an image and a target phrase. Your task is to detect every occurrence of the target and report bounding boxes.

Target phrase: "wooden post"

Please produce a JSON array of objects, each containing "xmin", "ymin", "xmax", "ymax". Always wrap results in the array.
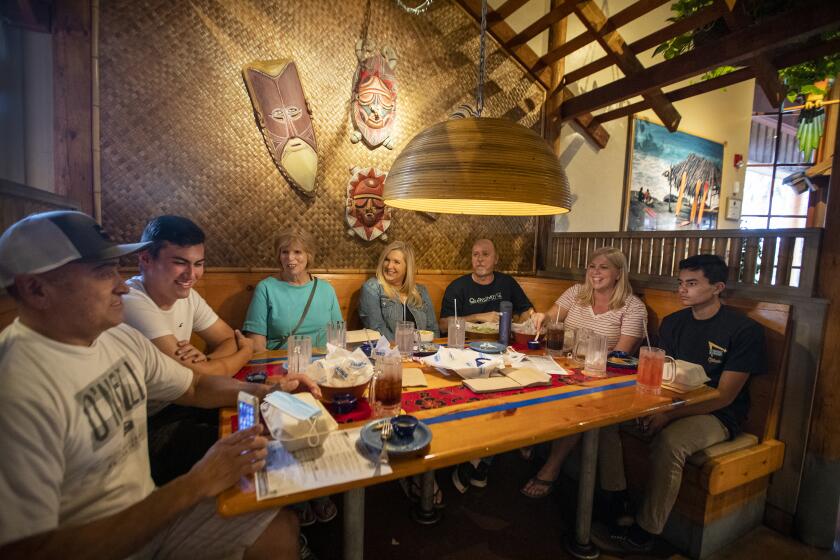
[
  {"xmin": 536, "ymin": 0, "xmax": 568, "ymax": 273},
  {"xmin": 798, "ymin": 89, "xmax": 840, "ymax": 546},
  {"xmin": 53, "ymin": 0, "xmax": 95, "ymax": 216}
]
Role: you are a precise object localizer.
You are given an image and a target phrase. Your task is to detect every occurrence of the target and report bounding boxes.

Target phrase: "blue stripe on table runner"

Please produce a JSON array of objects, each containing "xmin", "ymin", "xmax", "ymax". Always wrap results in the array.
[{"xmin": 422, "ymin": 379, "xmax": 638, "ymax": 426}]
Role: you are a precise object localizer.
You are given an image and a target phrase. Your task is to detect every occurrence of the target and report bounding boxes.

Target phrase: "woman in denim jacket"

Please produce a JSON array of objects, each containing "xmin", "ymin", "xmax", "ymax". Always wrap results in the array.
[{"xmin": 359, "ymin": 241, "xmax": 440, "ymax": 341}]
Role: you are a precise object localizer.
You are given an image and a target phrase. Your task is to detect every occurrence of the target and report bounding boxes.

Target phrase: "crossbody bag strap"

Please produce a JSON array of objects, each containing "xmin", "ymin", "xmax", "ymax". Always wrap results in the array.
[{"xmin": 288, "ymin": 277, "xmax": 319, "ymax": 339}]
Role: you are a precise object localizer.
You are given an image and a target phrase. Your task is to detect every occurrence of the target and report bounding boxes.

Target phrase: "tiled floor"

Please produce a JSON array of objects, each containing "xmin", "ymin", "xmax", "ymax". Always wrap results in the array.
[{"xmin": 302, "ymin": 450, "xmax": 836, "ymax": 560}]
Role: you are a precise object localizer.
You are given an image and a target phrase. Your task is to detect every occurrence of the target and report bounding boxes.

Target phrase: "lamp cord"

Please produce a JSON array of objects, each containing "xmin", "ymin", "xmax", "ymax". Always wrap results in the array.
[{"xmin": 476, "ymin": 0, "xmax": 487, "ymax": 117}]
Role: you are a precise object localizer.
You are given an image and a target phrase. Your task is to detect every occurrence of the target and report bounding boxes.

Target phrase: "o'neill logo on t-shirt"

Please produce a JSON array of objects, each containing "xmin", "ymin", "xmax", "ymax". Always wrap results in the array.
[
  {"xmin": 75, "ymin": 359, "xmax": 147, "ymax": 451},
  {"xmin": 469, "ymin": 292, "xmax": 503, "ymax": 305}
]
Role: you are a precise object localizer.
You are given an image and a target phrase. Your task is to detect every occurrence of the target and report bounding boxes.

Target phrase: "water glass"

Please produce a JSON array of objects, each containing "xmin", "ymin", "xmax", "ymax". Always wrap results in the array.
[
  {"xmin": 327, "ymin": 320, "xmax": 346, "ymax": 349},
  {"xmin": 572, "ymin": 328, "xmax": 592, "ymax": 364},
  {"xmin": 287, "ymin": 335, "xmax": 312, "ymax": 375},
  {"xmin": 637, "ymin": 346, "xmax": 676, "ymax": 395},
  {"xmin": 583, "ymin": 332, "xmax": 608, "ymax": 377},
  {"xmin": 447, "ymin": 317, "xmax": 466, "ymax": 349},
  {"xmin": 562, "ymin": 327, "xmax": 577, "ymax": 353},
  {"xmin": 546, "ymin": 321, "xmax": 564, "ymax": 356},
  {"xmin": 395, "ymin": 320, "xmax": 415, "ymax": 360},
  {"xmin": 370, "ymin": 353, "xmax": 403, "ymax": 418}
]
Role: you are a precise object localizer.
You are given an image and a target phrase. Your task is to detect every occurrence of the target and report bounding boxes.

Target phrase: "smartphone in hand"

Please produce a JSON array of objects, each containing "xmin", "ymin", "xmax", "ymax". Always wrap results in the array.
[{"xmin": 237, "ymin": 391, "xmax": 260, "ymax": 431}]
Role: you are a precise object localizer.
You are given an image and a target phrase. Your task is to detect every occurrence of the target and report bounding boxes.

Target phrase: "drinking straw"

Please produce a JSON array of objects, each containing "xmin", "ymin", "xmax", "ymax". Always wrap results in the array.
[
  {"xmin": 643, "ymin": 317, "xmax": 652, "ymax": 349},
  {"xmin": 454, "ymin": 299, "xmax": 458, "ymax": 320},
  {"xmin": 555, "ymin": 306, "xmax": 561, "ymax": 323},
  {"xmin": 403, "ymin": 301, "xmax": 406, "ymax": 321}
]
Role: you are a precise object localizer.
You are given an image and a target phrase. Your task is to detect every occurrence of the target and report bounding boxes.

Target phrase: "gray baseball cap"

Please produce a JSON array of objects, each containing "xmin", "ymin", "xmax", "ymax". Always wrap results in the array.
[{"xmin": 0, "ymin": 211, "xmax": 150, "ymax": 287}]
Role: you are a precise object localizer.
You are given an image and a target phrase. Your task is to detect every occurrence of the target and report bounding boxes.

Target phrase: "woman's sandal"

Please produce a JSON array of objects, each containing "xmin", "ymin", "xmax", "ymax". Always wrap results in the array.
[
  {"xmin": 520, "ymin": 477, "xmax": 555, "ymax": 499},
  {"xmin": 312, "ymin": 496, "xmax": 338, "ymax": 523},
  {"xmin": 399, "ymin": 477, "xmax": 445, "ymax": 509}
]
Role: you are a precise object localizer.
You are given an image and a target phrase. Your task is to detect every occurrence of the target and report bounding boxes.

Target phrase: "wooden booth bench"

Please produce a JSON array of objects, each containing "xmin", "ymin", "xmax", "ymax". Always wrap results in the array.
[{"xmin": 0, "ymin": 270, "xmax": 790, "ymax": 559}]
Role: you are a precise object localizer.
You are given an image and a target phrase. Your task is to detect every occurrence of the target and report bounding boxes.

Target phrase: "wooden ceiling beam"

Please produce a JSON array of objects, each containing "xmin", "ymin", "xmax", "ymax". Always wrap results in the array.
[
  {"xmin": 572, "ymin": 0, "xmax": 681, "ymax": 131},
  {"xmin": 488, "ymin": 0, "xmax": 530, "ymax": 26},
  {"xmin": 558, "ymin": 1, "xmax": 840, "ymax": 122},
  {"xmin": 534, "ymin": 0, "xmax": 670, "ymax": 74},
  {"xmin": 715, "ymin": 0, "xmax": 786, "ymax": 108},
  {"xmin": 588, "ymin": 34, "xmax": 840, "ymax": 124},
  {"xmin": 564, "ymin": 3, "xmax": 724, "ymax": 85},
  {"xmin": 453, "ymin": 0, "xmax": 610, "ymax": 148},
  {"xmin": 594, "ymin": 67, "xmax": 753, "ymax": 123},
  {"xmin": 505, "ymin": 1, "xmax": 576, "ymax": 50}
]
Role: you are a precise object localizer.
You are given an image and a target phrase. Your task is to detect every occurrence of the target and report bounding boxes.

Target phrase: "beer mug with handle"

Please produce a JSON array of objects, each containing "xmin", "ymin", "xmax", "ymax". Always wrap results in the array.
[
  {"xmin": 369, "ymin": 353, "xmax": 403, "ymax": 418},
  {"xmin": 637, "ymin": 346, "xmax": 676, "ymax": 395}
]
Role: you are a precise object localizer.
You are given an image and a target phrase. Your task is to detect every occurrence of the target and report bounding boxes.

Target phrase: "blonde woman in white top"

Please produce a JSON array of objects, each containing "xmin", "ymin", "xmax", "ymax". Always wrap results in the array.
[{"xmin": 522, "ymin": 246, "xmax": 647, "ymax": 499}]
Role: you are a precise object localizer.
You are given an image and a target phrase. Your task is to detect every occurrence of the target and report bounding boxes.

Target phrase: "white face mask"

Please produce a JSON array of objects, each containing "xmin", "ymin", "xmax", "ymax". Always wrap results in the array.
[{"xmin": 262, "ymin": 392, "xmax": 324, "ymax": 447}]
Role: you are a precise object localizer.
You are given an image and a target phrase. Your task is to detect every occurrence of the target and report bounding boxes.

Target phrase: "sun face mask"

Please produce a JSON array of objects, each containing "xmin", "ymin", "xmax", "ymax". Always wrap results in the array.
[{"xmin": 350, "ymin": 40, "xmax": 397, "ymax": 150}]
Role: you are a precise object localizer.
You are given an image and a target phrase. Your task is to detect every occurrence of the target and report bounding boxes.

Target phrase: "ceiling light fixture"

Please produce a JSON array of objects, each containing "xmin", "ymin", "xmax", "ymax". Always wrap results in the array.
[{"xmin": 383, "ymin": 0, "xmax": 572, "ymax": 216}]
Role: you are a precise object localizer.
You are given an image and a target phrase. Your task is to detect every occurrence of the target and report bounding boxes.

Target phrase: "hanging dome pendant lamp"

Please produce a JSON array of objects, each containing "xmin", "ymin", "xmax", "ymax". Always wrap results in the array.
[{"xmin": 383, "ymin": 0, "xmax": 572, "ymax": 216}]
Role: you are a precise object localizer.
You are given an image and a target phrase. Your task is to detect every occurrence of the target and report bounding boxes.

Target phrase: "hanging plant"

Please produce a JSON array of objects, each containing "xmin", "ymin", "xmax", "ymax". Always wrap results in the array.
[{"xmin": 655, "ymin": 0, "xmax": 840, "ymax": 100}]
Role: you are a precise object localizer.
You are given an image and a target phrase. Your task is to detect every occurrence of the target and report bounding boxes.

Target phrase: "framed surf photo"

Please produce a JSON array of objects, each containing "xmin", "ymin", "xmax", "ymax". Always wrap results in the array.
[{"xmin": 623, "ymin": 117, "xmax": 724, "ymax": 231}]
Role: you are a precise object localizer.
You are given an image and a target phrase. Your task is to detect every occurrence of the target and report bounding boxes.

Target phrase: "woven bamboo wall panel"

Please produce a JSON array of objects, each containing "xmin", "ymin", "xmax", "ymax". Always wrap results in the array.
[{"xmin": 99, "ymin": 0, "xmax": 544, "ymax": 271}]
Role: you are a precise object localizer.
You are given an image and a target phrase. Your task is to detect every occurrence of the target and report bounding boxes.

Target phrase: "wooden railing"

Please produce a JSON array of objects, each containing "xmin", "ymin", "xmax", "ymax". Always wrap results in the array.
[{"xmin": 544, "ymin": 228, "xmax": 823, "ymax": 297}]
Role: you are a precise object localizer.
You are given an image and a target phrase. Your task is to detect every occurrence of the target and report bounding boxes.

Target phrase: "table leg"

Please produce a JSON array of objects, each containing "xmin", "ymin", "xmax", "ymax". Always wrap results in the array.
[
  {"xmin": 565, "ymin": 428, "xmax": 600, "ymax": 560},
  {"xmin": 343, "ymin": 488, "xmax": 365, "ymax": 560},
  {"xmin": 411, "ymin": 470, "xmax": 442, "ymax": 525}
]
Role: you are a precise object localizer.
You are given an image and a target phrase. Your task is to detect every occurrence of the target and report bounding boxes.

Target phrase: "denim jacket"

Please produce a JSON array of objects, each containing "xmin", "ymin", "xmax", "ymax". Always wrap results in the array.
[{"xmin": 358, "ymin": 277, "xmax": 440, "ymax": 342}]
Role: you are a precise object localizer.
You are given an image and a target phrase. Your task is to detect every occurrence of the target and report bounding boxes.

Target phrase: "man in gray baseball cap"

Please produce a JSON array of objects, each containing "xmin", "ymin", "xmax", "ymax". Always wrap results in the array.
[
  {"xmin": 0, "ymin": 210, "xmax": 149, "ymax": 287},
  {"xmin": 0, "ymin": 211, "xmax": 301, "ymax": 559}
]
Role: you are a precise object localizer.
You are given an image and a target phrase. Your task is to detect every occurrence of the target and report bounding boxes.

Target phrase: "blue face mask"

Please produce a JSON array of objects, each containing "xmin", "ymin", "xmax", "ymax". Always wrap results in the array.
[{"xmin": 264, "ymin": 391, "xmax": 322, "ymax": 421}]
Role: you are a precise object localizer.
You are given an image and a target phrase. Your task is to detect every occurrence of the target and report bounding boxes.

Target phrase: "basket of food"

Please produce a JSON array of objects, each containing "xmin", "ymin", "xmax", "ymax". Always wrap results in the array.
[{"xmin": 465, "ymin": 321, "xmax": 499, "ymax": 341}]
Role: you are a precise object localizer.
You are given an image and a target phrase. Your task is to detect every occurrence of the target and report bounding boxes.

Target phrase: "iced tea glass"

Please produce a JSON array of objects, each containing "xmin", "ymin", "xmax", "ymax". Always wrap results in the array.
[
  {"xmin": 636, "ymin": 346, "xmax": 676, "ymax": 395},
  {"xmin": 370, "ymin": 354, "xmax": 403, "ymax": 418},
  {"xmin": 546, "ymin": 321, "xmax": 565, "ymax": 356}
]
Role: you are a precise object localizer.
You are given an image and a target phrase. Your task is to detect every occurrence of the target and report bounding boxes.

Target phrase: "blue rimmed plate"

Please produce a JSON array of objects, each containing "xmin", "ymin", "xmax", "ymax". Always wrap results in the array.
[
  {"xmin": 468, "ymin": 341, "xmax": 506, "ymax": 354},
  {"xmin": 360, "ymin": 419, "xmax": 432, "ymax": 456},
  {"xmin": 607, "ymin": 351, "xmax": 638, "ymax": 370}
]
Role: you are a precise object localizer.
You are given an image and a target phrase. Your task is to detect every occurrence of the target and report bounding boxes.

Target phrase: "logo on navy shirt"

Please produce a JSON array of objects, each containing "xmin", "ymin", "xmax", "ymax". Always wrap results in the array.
[
  {"xmin": 707, "ymin": 341, "xmax": 727, "ymax": 365},
  {"xmin": 469, "ymin": 292, "xmax": 503, "ymax": 305}
]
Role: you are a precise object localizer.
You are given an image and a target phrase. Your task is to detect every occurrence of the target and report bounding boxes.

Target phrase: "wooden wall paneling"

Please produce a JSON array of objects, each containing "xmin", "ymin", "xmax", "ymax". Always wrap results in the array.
[{"xmin": 53, "ymin": 0, "xmax": 94, "ymax": 216}]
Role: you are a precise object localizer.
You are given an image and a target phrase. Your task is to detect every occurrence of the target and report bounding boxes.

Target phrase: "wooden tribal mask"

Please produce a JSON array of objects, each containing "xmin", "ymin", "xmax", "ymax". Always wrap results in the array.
[
  {"xmin": 350, "ymin": 40, "xmax": 397, "ymax": 150},
  {"xmin": 346, "ymin": 166, "xmax": 391, "ymax": 242},
  {"xmin": 242, "ymin": 60, "xmax": 318, "ymax": 196}
]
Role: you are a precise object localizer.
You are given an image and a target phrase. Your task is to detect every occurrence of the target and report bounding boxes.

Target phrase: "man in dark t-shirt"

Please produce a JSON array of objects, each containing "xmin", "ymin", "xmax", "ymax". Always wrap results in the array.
[
  {"xmin": 603, "ymin": 254, "xmax": 766, "ymax": 553},
  {"xmin": 439, "ymin": 238, "xmax": 533, "ymax": 334},
  {"xmin": 440, "ymin": 239, "xmax": 534, "ymax": 496}
]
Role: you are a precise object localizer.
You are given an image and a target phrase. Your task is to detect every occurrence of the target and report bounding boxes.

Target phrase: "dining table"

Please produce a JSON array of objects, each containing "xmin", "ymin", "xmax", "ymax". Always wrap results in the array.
[{"xmin": 217, "ymin": 344, "xmax": 718, "ymax": 560}]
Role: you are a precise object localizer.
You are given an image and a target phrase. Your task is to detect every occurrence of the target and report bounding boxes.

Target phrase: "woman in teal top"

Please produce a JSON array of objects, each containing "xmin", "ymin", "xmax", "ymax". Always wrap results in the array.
[
  {"xmin": 243, "ymin": 229, "xmax": 341, "ymax": 525},
  {"xmin": 244, "ymin": 230, "xmax": 342, "ymax": 350}
]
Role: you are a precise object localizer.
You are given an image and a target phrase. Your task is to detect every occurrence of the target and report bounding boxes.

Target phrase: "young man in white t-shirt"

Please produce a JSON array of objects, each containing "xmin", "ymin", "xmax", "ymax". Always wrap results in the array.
[
  {"xmin": 0, "ymin": 211, "xmax": 304, "ymax": 559},
  {"xmin": 123, "ymin": 215, "xmax": 253, "ymax": 376}
]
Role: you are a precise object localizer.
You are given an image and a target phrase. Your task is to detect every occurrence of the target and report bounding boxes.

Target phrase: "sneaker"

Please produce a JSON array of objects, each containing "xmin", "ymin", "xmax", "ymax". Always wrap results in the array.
[
  {"xmin": 470, "ymin": 460, "xmax": 489, "ymax": 488},
  {"xmin": 451, "ymin": 462, "xmax": 475, "ymax": 494},
  {"xmin": 299, "ymin": 534, "xmax": 320, "ymax": 560},
  {"xmin": 593, "ymin": 524, "xmax": 654, "ymax": 554}
]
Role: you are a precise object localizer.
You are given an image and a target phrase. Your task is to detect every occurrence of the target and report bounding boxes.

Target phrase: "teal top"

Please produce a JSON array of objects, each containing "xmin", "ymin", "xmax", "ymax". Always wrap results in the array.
[{"xmin": 243, "ymin": 276, "xmax": 342, "ymax": 349}]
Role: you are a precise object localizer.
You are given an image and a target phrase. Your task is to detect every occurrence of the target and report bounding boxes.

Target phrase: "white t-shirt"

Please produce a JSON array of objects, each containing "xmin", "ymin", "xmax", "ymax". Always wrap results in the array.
[
  {"xmin": 556, "ymin": 284, "xmax": 647, "ymax": 351},
  {"xmin": 0, "ymin": 319, "xmax": 193, "ymax": 546},
  {"xmin": 122, "ymin": 276, "xmax": 218, "ymax": 341}
]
